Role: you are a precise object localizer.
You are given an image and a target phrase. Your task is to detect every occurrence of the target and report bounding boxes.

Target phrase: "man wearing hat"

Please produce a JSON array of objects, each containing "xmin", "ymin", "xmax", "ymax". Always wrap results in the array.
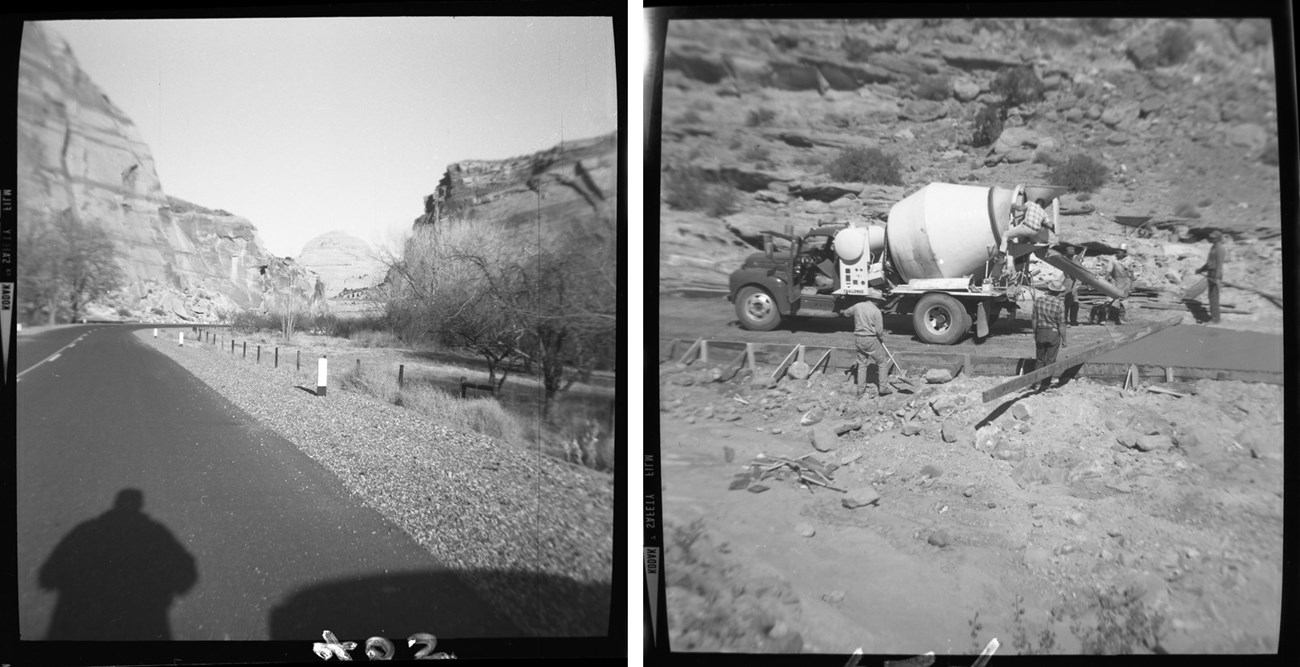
[
  {"xmin": 1197, "ymin": 230, "xmax": 1228, "ymax": 323},
  {"xmin": 1104, "ymin": 243, "xmax": 1134, "ymax": 324},
  {"xmin": 839, "ymin": 290, "xmax": 894, "ymax": 397},
  {"xmin": 1018, "ymin": 280, "xmax": 1069, "ymax": 391}
]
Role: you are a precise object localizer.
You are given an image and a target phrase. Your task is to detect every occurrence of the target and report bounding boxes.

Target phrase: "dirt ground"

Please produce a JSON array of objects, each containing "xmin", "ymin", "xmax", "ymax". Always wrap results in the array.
[{"xmin": 658, "ymin": 352, "xmax": 1282, "ymax": 655}]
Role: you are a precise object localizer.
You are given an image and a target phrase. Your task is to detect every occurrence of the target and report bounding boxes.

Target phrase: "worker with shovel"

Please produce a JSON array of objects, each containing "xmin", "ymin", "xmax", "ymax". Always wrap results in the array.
[{"xmin": 839, "ymin": 289, "xmax": 894, "ymax": 397}]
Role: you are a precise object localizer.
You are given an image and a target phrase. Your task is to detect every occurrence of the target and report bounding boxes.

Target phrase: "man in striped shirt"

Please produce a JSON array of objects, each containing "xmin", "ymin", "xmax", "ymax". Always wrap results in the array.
[
  {"xmin": 1000, "ymin": 197, "xmax": 1053, "ymax": 254},
  {"xmin": 1018, "ymin": 280, "xmax": 1069, "ymax": 391}
]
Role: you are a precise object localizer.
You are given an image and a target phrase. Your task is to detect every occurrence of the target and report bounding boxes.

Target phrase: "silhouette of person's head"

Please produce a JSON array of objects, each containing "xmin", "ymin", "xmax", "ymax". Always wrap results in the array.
[{"xmin": 113, "ymin": 488, "xmax": 144, "ymax": 513}]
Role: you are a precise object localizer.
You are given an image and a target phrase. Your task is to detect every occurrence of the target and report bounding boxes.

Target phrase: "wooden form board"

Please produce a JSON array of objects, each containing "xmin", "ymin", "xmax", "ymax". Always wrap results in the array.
[{"xmin": 980, "ymin": 315, "xmax": 1184, "ymax": 403}]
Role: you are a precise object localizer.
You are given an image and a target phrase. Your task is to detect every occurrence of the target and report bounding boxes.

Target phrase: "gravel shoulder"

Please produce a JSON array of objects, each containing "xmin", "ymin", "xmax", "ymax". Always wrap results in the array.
[{"xmin": 135, "ymin": 329, "xmax": 613, "ymax": 637}]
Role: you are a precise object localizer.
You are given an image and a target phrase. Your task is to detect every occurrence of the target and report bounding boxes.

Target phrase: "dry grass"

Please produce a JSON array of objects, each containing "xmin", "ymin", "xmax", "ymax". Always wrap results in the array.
[{"xmin": 336, "ymin": 364, "xmax": 529, "ymax": 448}]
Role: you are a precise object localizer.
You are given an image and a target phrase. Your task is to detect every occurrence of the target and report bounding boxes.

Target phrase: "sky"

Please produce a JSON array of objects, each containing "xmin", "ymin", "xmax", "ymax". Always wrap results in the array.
[{"xmin": 41, "ymin": 16, "xmax": 618, "ymax": 259}]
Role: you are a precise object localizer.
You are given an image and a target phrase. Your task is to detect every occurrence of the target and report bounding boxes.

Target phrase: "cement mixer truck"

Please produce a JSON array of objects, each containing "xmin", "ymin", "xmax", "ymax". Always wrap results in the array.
[{"xmin": 727, "ymin": 182, "xmax": 1124, "ymax": 345}]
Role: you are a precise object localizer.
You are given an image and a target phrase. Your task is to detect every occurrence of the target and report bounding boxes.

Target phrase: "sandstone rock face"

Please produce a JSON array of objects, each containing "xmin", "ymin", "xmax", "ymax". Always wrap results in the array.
[
  {"xmin": 17, "ymin": 23, "xmax": 318, "ymax": 322},
  {"xmin": 296, "ymin": 231, "xmax": 386, "ymax": 298},
  {"xmin": 414, "ymin": 132, "xmax": 617, "ymax": 250}
]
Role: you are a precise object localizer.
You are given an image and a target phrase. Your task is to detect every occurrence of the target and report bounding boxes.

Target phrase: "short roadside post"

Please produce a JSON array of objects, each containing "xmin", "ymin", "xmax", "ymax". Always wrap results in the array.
[
  {"xmin": 296, "ymin": 350, "xmax": 301, "ymax": 371},
  {"xmin": 257, "ymin": 345, "xmax": 261, "ymax": 364},
  {"xmin": 231, "ymin": 339, "xmax": 235, "ymax": 354},
  {"xmin": 275, "ymin": 347, "xmax": 279, "ymax": 368},
  {"xmin": 243, "ymin": 341, "xmax": 247, "ymax": 359},
  {"xmin": 178, "ymin": 332, "xmax": 184, "ymax": 347},
  {"xmin": 153, "ymin": 328, "xmax": 158, "ymax": 338},
  {"xmin": 317, "ymin": 356, "xmax": 328, "ymax": 397},
  {"xmin": 398, "ymin": 364, "xmax": 404, "ymax": 389}
]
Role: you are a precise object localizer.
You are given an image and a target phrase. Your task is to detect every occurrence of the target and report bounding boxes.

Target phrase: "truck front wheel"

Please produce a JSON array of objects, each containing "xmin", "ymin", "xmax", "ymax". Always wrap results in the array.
[
  {"xmin": 735, "ymin": 286, "xmax": 782, "ymax": 331},
  {"xmin": 913, "ymin": 293, "xmax": 970, "ymax": 345}
]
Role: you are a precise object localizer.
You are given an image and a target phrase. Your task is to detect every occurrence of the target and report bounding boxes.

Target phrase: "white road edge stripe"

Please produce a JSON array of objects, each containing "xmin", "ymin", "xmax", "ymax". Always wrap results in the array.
[{"xmin": 16, "ymin": 329, "xmax": 93, "ymax": 381}]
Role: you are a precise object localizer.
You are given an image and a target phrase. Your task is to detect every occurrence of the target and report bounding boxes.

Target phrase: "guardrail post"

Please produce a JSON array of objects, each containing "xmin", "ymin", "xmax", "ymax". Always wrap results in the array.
[{"xmin": 317, "ymin": 356, "xmax": 328, "ymax": 396}]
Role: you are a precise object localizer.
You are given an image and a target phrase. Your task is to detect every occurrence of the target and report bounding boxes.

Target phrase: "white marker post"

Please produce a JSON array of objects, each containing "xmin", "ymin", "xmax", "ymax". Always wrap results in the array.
[
  {"xmin": 153, "ymin": 328, "xmax": 157, "ymax": 338},
  {"xmin": 317, "ymin": 356, "xmax": 328, "ymax": 397},
  {"xmin": 178, "ymin": 331, "xmax": 184, "ymax": 347}
]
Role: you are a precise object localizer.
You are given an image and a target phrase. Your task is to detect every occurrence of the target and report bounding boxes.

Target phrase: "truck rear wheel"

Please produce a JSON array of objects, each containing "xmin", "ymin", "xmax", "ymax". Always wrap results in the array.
[
  {"xmin": 735, "ymin": 286, "xmax": 782, "ymax": 331},
  {"xmin": 913, "ymin": 293, "xmax": 970, "ymax": 345}
]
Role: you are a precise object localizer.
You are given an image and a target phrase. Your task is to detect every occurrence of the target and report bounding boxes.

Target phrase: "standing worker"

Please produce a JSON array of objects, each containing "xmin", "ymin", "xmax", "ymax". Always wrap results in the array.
[
  {"xmin": 839, "ymin": 289, "xmax": 894, "ymax": 397},
  {"xmin": 1061, "ymin": 246, "xmax": 1082, "ymax": 326},
  {"xmin": 1105, "ymin": 244, "xmax": 1134, "ymax": 324},
  {"xmin": 1017, "ymin": 280, "xmax": 1068, "ymax": 391},
  {"xmin": 1197, "ymin": 230, "xmax": 1228, "ymax": 324}
]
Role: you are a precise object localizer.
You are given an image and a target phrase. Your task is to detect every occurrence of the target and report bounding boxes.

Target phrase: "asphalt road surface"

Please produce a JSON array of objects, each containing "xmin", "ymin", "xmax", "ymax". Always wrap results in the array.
[
  {"xmin": 659, "ymin": 294, "xmax": 1282, "ymax": 373},
  {"xmin": 16, "ymin": 325, "xmax": 519, "ymax": 642}
]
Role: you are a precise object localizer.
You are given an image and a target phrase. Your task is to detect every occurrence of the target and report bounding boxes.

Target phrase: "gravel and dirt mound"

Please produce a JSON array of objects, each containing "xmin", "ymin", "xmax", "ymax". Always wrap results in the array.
[
  {"xmin": 135, "ymin": 329, "xmax": 613, "ymax": 637},
  {"xmin": 658, "ymin": 360, "xmax": 1282, "ymax": 654}
]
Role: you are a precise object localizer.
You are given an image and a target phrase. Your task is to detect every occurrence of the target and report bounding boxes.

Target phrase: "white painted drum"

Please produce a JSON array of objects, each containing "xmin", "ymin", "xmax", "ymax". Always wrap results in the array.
[{"xmin": 886, "ymin": 182, "xmax": 1017, "ymax": 283}]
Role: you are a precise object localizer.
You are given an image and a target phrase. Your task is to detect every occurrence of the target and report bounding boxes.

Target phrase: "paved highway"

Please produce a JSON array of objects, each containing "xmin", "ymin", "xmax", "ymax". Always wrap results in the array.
[
  {"xmin": 659, "ymin": 294, "xmax": 1283, "ymax": 373},
  {"xmin": 16, "ymin": 325, "xmax": 519, "ymax": 643}
]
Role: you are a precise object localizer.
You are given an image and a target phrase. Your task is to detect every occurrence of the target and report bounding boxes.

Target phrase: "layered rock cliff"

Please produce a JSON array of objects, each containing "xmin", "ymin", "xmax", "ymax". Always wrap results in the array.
[
  {"xmin": 414, "ymin": 132, "xmax": 618, "ymax": 246},
  {"xmin": 17, "ymin": 22, "xmax": 319, "ymax": 323}
]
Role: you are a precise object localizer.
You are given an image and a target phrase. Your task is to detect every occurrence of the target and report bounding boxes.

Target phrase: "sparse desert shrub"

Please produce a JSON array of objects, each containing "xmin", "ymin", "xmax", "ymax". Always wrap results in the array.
[
  {"xmin": 680, "ymin": 109, "xmax": 702, "ymax": 124},
  {"xmin": 915, "ymin": 75, "xmax": 951, "ymax": 101},
  {"xmin": 971, "ymin": 104, "xmax": 1005, "ymax": 147},
  {"xmin": 1075, "ymin": 192, "xmax": 1093, "ymax": 203},
  {"xmin": 745, "ymin": 107, "xmax": 777, "ymax": 127},
  {"xmin": 690, "ymin": 99, "xmax": 715, "ymax": 112},
  {"xmin": 662, "ymin": 166, "xmax": 740, "ymax": 217},
  {"xmin": 116, "ymin": 307, "xmax": 132, "ymax": 318},
  {"xmin": 1048, "ymin": 154, "xmax": 1108, "ymax": 193},
  {"xmin": 399, "ymin": 381, "xmax": 528, "ymax": 446},
  {"xmin": 1069, "ymin": 585, "xmax": 1168, "ymax": 655},
  {"xmin": 1173, "ymin": 201, "xmax": 1201, "ymax": 219},
  {"xmin": 843, "ymin": 37, "xmax": 872, "ymax": 62},
  {"xmin": 1156, "ymin": 26, "xmax": 1196, "ymax": 67},
  {"xmin": 151, "ymin": 306, "xmax": 167, "ymax": 316},
  {"xmin": 1197, "ymin": 197, "xmax": 1213, "ymax": 208},
  {"xmin": 827, "ymin": 146, "xmax": 903, "ymax": 185},
  {"xmin": 992, "ymin": 67, "xmax": 1046, "ymax": 108}
]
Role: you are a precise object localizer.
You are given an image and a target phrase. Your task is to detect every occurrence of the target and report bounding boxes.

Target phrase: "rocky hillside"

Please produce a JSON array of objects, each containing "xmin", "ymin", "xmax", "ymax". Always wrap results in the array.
[
  {"xmin": 658, "ymin": 18, "xmax": 1281, "ymax": 298},
  {"xmin": 414, "ymin": 131, "xmax": 618, "ymax": 246},
  {"xmin": 296, "ymin": 231, "xmax": 386, "ymax": 299},
  {"xmin": 17, "ymin": 22, "xmax": 319, "ymax": 323}
]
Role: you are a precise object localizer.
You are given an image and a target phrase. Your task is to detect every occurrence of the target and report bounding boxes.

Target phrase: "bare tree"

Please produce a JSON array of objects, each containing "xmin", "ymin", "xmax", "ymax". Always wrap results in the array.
[{"xmin": 18, "ymin": 209, "xmax": 124, "ymax": 324}]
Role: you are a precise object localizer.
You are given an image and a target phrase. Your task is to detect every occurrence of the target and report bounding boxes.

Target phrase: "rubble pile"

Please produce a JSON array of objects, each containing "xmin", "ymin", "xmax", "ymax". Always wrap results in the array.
[{"xmin": 659, "ymin": 355, "xmax": 1283, "ymax": 653}]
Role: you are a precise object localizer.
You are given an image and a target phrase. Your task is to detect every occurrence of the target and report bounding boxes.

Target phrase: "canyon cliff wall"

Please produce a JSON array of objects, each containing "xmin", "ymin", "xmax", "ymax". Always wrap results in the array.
[
  {"xmin": 17, "ymin": 22, "xmax": 318, "ymax": 322},
  {"xmin": 413, "ymin": 132, "xmax": 618, "ymax": 246}
]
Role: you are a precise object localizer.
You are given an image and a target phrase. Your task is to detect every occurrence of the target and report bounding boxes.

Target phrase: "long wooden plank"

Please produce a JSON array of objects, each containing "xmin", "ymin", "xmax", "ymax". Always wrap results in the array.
[{"xmin": 981, "ymin": 315, "xmax": 1183, "ymax": 403}]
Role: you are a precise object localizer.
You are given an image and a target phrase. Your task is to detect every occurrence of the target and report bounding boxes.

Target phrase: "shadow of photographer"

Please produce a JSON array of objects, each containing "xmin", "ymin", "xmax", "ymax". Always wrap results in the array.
[{"xmin": 38, "ymin": 488, "xmax": 198, "ymax": 640}]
